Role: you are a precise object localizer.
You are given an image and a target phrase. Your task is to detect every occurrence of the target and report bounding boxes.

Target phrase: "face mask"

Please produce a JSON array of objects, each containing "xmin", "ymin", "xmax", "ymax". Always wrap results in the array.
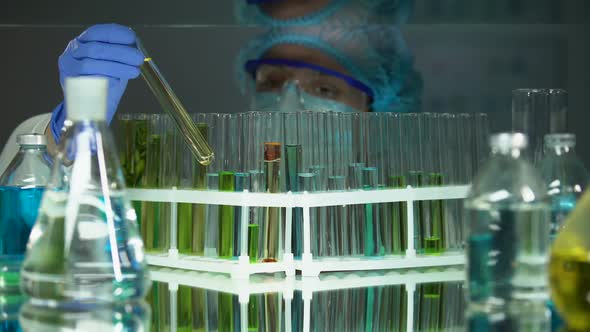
[{"xmin": 251, "ymin": 82, "xmax": 360, "ymax": 113}]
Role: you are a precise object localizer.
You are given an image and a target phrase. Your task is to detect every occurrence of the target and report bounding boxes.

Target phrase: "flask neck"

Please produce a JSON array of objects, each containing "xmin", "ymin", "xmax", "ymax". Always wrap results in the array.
[
  {"xmin": 491, "ymin": 146, "xmax": 525, "ymax": 159},
  {"xmin": 547, "ymin": 145, "xmax": 575, "ymax": 157}
]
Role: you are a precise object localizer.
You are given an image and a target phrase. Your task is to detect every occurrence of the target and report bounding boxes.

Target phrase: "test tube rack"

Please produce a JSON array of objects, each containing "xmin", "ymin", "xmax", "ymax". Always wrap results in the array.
[
  {"xmin": 150, "ymin": 266, "xmax": 465, "ymax": 332},
  {"xmin": 128, "ymin": 185, "xmax": 468, "ymax": 278}
]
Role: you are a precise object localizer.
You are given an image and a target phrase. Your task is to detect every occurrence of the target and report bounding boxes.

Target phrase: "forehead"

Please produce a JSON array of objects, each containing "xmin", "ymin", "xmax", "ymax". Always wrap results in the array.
[{"xmin": 262, "ymin": 43, "xmax": 351, "ymax": 77}]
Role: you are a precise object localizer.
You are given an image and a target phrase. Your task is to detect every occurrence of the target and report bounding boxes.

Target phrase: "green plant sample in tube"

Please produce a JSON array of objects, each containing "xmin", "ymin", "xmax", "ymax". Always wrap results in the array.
[
  {"xmin": 219, "ymin": 171, "xmax": 235, "ymax": 259},
  {"xmin": 248, "ymin": 224, "xmax": 259, "ymax": 263},
  {"xmin": 178, "ymin": 123, "xmax": 208, "ymax": 255},
  {"xmin": 141, "ymin": 134, "xmax": 161, "ymax": 251}
]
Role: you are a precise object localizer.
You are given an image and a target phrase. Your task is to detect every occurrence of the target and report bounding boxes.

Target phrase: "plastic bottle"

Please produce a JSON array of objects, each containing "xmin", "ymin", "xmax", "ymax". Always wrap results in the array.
[
  {"xmin": 540, "ymin": 133, "xmax": 589, "ymax": 241},
  {"xmin": 465, "ymin": 133, "xmax": 550, "ymax": 310},
  {"xmin": 0, "ymin": 134, "xmax": 50, "ymax": 293},
  {"xmin": 20, "ymin": 77, "xmax": 150, "ymax": 305}
]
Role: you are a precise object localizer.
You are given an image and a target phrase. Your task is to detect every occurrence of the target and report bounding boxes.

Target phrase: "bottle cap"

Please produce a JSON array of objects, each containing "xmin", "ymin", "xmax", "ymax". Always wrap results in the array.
[
  {"xmin": 545, "ymin": 133, "xmax": 575, "ymax": 148},
  {"xmin": 489, "ymin": 133, "xmax": 528, "ymax": 150},
  {"xmin": 17, "ymin": 134, "xmax": 47, "ymax": 146},
  {"xmin": 65, "ymin": 77, "xmax": 108, "ymax": 121}
]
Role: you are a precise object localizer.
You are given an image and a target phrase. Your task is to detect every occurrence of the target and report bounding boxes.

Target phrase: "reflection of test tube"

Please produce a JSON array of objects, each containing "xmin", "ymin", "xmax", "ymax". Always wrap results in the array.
[{"xmin": 263, "ymin": 142, "xmax": 282, "ymax": 262}]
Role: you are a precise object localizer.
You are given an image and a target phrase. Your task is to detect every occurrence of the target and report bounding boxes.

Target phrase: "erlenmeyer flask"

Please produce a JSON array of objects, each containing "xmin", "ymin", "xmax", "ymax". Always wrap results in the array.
[
  {"xmin": 549, "ymin": 189, "xmax": 590, "ymax": 331},
  {"xmin": 20, "ymin": 77, "xmax": 150, "ymax": 305}
]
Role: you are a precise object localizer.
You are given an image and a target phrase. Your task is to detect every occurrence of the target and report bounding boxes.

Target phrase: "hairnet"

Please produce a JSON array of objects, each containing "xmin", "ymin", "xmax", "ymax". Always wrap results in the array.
[
  {"xmin": 234, "ymin": 0, "xmax": 414, "ymax": 26},
  {"xmin": 236, "ymin": 25, "xmax": 423, "ymax": 113}
]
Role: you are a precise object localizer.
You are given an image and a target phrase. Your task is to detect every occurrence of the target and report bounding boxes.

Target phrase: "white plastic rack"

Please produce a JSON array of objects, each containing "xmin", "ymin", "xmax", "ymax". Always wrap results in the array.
[
  {"xmin": 128, "ymin": 185, "xmax": 469, "ymax": 278},
  {"xmin": 150, "ymin": 266, "xmax": 466, "ymax": 332}
]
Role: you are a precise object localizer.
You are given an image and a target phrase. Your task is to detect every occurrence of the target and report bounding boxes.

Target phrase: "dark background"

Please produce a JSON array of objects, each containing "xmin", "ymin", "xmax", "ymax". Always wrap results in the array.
[{"xmin": 1, "ymin": 1, "xmax": 589, "ymax": 163}]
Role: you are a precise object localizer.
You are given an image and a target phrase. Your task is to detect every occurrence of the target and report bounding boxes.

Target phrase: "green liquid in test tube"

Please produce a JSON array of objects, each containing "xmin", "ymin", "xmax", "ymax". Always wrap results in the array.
[
  {"xmin": 205, "ymin": 173, "xmax": 219, "ymax": 257},
  {"xmin": 234, "ymin": 173, "xmax": 250, "ymax": 257},
  {"xmin": 409, "ymin": 170, "xmax": 427, "ymax": 253},
  {"xmin": 248, "ymin": 224, "xmax": 259, "ymax": 263},
  {"xmin": 142, "ymin": 133, "xmax": 161, "ymax": 251},
  {"xmin": 219, "ymin": 171, "xmax": 235, "ymax": 259}
]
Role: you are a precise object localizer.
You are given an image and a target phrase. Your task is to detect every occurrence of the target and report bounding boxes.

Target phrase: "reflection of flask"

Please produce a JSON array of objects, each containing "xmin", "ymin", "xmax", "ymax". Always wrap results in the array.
[
  {"xmin": 465, "ymin": 133, "xmax": 550, "ymax": 309},
  {"xmin": 20, "ymin": 77, "xmax": 150, "ymax": 305},
  {"xmin": 0, "ymin": 134, "xmax": 50, "ymax": 293},
  {"xmin": 540, "ymin": 134, "xmax": 588, "ymax": 241},
  {"xmin": 549, "ymin": 189, "xmax": 590, "ymax": 331}
]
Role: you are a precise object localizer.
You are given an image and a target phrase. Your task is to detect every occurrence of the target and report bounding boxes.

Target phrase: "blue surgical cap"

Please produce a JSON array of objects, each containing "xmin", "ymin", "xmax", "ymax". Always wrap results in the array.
[
  {"xmin": 234, "ymin": 0, "xmax": 414, "ymax": 26},
  {"xmin": 236, "ymin": 25, "xmax": 423, "ymax": 113}
]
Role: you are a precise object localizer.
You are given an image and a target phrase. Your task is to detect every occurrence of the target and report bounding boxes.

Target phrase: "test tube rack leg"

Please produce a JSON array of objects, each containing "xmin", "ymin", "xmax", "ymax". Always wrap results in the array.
[{"xmin": 151, "ymin": 267, "xmax": 465, "ymax": 332}]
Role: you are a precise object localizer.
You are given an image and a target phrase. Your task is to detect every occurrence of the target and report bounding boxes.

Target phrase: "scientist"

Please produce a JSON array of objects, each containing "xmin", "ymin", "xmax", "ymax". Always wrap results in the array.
[{"xmin": 0, "ymin": 3, "xmax": 420, "ymax": 174}]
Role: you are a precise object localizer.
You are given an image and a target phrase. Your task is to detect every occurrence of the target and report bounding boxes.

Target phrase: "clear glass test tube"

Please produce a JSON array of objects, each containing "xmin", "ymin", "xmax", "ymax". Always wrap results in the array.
[
  {"xmin": 549, "ymin": 89, "xmax": 568, "ymax": 133},
  {"xmin": 139, "ymin": 114, "xmax": 160, "ymax": 252},
  {"xmin": 386, "ymin": 113, "xmax": 407, "ymax": 255},
  {"xmin": 204, "ymin": 113, "xmax": 221, "ymax": 257},
  {"xmin": 362, "ymin": 113, "xmax": 383, "ymax": 257},
  {"xmin": 136, "ymin": 39, "xmax": 214, "ymax": 166},
  {"xmin": 424, "ymin": 113, "xmax": 445, "ymax": 255},
  {"xmin": 191, "ymin": 117, "xmax": 209, "ymax": 256},
  {"xmin": 263, "ymin": 141, "xmax": 282, "ymax": 262}
]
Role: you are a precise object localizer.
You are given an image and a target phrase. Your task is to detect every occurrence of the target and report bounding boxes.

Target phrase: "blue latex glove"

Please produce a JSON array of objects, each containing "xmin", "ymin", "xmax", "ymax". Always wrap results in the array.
[{"xmin": 50, "ymin": 23, "xmax": 145, "ymax": 143}]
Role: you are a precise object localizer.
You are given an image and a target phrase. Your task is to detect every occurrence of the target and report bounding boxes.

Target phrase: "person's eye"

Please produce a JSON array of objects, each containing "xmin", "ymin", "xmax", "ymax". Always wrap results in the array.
[{"xmin": 313, "ymin": 84, "xmax": 340, "ymax": 98}]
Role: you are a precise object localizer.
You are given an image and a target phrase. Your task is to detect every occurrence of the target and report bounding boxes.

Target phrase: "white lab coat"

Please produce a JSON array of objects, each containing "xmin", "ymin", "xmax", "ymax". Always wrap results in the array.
[{"xmin": 0, "ymin": 114, "xmax": 52, "ymax": 176}]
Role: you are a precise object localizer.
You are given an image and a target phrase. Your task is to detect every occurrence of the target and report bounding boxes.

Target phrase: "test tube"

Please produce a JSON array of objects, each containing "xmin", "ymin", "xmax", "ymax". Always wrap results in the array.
[
  {"xmin": 423, "ymin": 114, "xmax": 445, "ymax": 255},
  {"xmin": 247, "ymin": 112, "xmax": 264, "ymax": 262},
  {"xmin": 439, "ymin": 114, "xmax": 461, "ymax": 251},
  {"xmin": 177, "ymin": 119, "xmax": 195, "ymax": 255},
  {"xmin": 328, "ymin": 112, "xmax": 348, "ymax": 256},
  {"xmin": 141, "ymin": 114, "xmax": 163, "ymax": 252},
  {"xmin": 344, "ymin": 112, "xmax": 363, "ymax": 255},
  {"xmin": 204, "ymin": 114, "xmax": 221, "ymax": 257},
  {"xmin": 217, "ymin": 114, "xmax": 236, "ymax": 259},
  {"xmin": 178, "ymin": 285, "xmax": 193, "ymax": 331},
  {"xmin": 312, "ymin": 112, "xmax": 329, "ymax": 257},
  {"xmin": 512, "ymin": 89, "xmax": 549, "ymax": 163},
  {"xmin": 191, "ymin": 115, "xmax": 209, "ymax": 256},
  {"xmin": 456, "ymin": 113, "xmax": 474, "ymax": 184},
  {"xmin": 136, "ymin": 39, "xmax": 213, "ymax": 166},
  {"xmin": 549, "ymin": 89, "xmax": 568, "ymax": 133},
  {"xmin": 158, "ymin": 115, "xmax": 180, "ymax": 252},
  {"xmin": 403, "ymin": 113, "xmax": 425, "ymax": 253},
  {"xmin": 386, "ymin": 113, "xmax": 407, "ymax": 255},
  {"xmin": 263, "ymin": 141, "xmax": 282, "ymax": 262},
  {"xmin": 284, "ymin": 112, "xmax": 303, "ymax": 258},
  {"xmin": 362, "ymin": 113, "xmax": 383, "ymax": 257}
]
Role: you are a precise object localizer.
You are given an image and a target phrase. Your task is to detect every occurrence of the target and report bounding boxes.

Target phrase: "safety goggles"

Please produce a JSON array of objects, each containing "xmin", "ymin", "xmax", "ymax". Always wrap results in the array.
[{"xmin": 246, "ymin": 58, "xmax": 372, "ymax": 112}]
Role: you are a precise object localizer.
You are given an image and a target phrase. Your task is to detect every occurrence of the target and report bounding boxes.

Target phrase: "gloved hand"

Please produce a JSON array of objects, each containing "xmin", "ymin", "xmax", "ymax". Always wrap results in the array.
[{"xmin": 50, "ymin": 23, "xmax": 145, "ymax": 143}]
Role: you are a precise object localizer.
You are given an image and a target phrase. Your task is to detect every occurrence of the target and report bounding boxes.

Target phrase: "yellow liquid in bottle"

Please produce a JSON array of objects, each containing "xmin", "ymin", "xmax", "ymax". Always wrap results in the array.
[{"xmin": 549, "ymin": 247, "xmax": 590, "ymax": 331}]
